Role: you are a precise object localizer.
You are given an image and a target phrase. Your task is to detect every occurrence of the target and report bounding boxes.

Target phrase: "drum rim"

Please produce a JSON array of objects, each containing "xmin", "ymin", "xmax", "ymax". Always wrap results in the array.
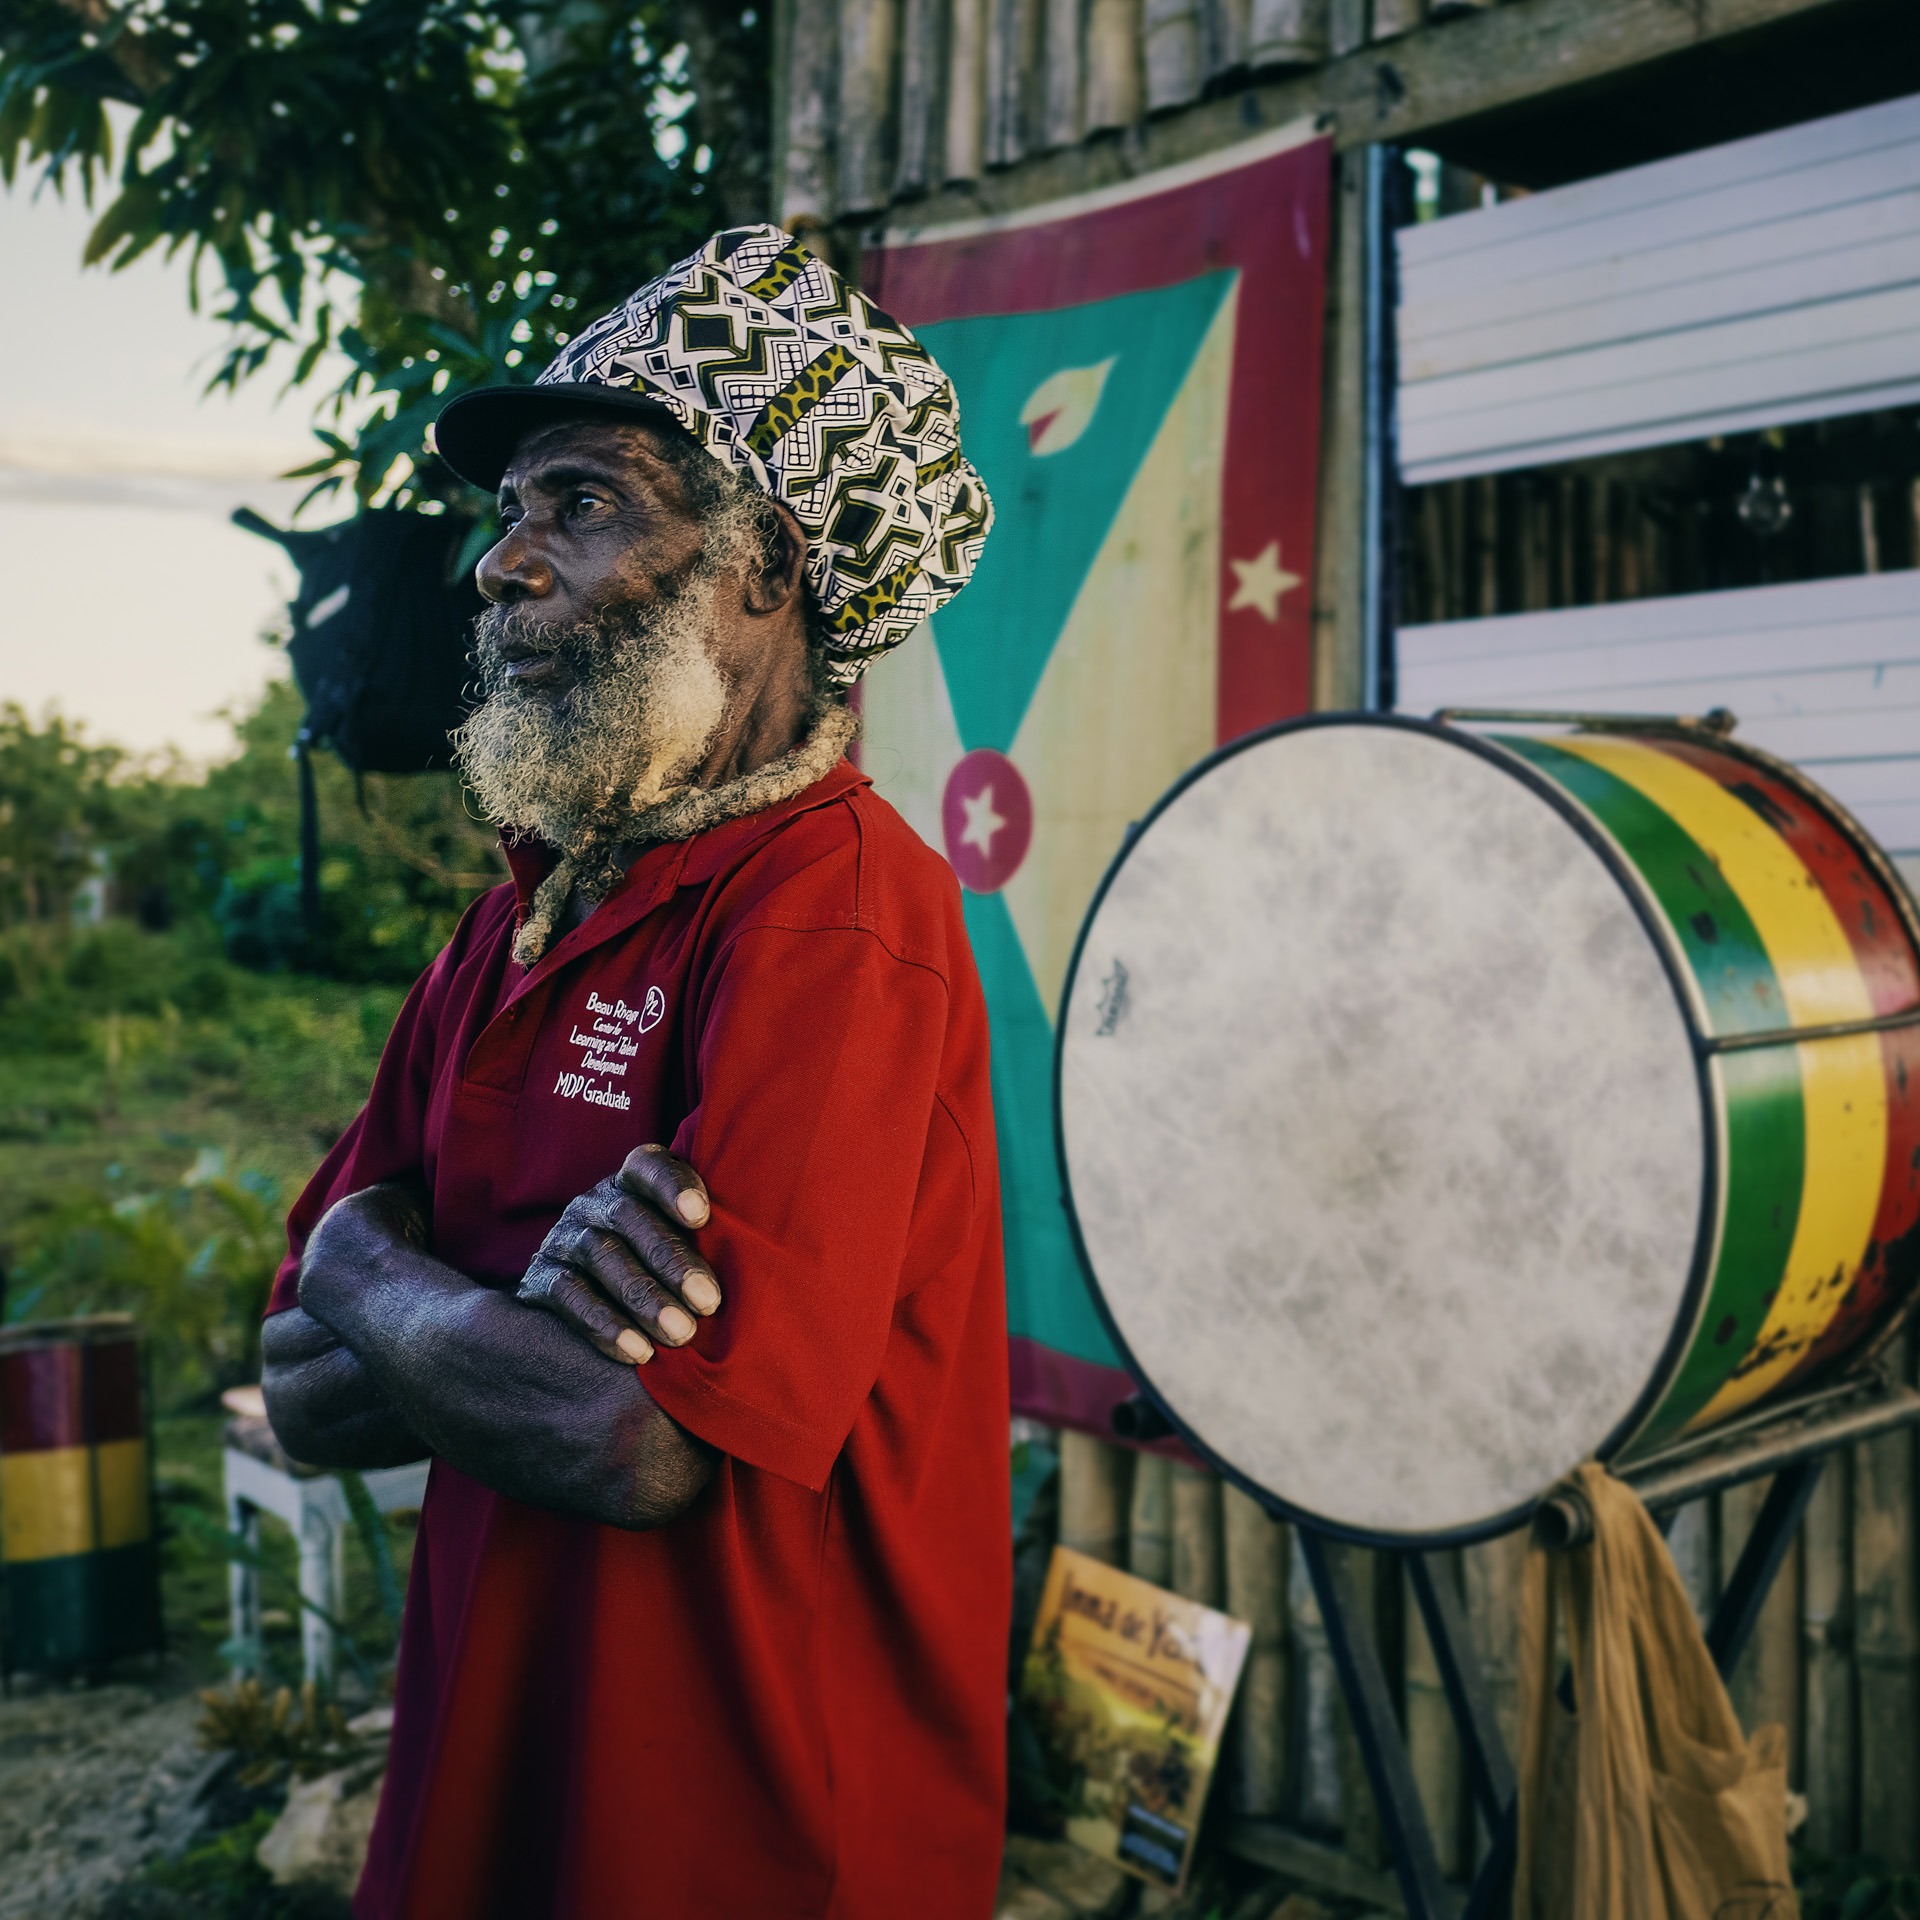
[
  {"xmin": 1051, "ymin": 710, "xmax": 1723, "ymax": 1549},
  {"xmin": 0, "ymin": 1314, "xmax": 140, "ymax": 1356}
]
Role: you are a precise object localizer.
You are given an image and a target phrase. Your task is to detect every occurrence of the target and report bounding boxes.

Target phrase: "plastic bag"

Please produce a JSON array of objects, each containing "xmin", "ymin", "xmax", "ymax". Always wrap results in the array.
[{"xmin": 1515, "ymin": 1463, "xmax": 1798, "ymax": 1920}]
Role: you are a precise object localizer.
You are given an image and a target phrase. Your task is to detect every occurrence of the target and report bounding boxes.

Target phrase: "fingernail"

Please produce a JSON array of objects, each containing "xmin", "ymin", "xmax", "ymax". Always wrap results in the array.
[
  {"xmin": 682, "ymin": 1272, "xmax": 720, "ymax": 1314},
  {"xmin": 678, "ymin": 1191, "xmax": 709, "ymax": 1226},
  {"xmin": 660, "ymin": 1306, "xmax": 696, "ymax": 1343},
  {"xmin": 616, "ymin": 1329, "xmax": 652, "ymax": 1364}
]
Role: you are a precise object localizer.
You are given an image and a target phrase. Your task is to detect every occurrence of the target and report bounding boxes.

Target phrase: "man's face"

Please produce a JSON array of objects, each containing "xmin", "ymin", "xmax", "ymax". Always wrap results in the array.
[
  {"xmin": 475, "ymin": 415, "xmax": 709, "ymax": 698},
  {"xmin": 454, "ymin": 417, "xmax": 744, "ymax": 843}
]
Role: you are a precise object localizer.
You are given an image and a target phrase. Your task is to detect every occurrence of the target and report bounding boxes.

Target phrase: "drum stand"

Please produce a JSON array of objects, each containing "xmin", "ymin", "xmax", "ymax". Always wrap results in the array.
[{"xmin": 1253, "ymin": 1367, "xmax": 1920, "ymax": 1920}]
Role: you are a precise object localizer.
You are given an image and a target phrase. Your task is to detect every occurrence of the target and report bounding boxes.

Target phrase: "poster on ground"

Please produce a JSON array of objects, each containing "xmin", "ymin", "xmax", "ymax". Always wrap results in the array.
[
  {"xmin": 1017, "ymin": 1545, "xmax": 1253, "ymax": 1891},
  {"xmin": 862, "ymin": 125, "xmax": 1332, "ymax": 1436}
]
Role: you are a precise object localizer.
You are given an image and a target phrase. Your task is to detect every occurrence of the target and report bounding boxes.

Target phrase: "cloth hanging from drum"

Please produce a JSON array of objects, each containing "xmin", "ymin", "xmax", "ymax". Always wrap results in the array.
[{"xmin": 1516, "ymin": 1464, "xmax": 1797, "ymax": 1920}]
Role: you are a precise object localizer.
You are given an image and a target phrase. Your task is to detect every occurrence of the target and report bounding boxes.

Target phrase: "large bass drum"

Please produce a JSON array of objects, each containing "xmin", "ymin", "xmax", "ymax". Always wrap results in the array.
[{"xmin": 1055, "ymin": 716, "xmax": 1920, "ymax": 1546}]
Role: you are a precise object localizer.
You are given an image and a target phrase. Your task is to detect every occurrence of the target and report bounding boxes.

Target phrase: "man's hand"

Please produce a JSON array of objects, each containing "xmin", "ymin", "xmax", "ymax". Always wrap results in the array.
[
  {"xmin": 278, "ymin": 1163, "xmax": 720, "ymax": 1529},
  {"xmin": 518, "ymin": 1145, "xmax": 721, "ymax": 1365}
]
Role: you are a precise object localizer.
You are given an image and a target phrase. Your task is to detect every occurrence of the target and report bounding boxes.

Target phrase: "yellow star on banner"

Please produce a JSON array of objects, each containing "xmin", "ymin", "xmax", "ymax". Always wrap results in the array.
[
  {"xmin": 959, "ymin": 782, "xmax": 1008, "ymax": 857},
  {"xmin": 1226, "ymin": 541, "xmax": 1302, "ymax": 622}
]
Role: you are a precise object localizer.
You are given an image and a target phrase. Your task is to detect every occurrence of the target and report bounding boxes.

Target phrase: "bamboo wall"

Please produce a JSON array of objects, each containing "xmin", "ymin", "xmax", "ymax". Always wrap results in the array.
[
  {"xmin": 1045, "ymin": 1333, "xmax": 1920, "ymax": 1887},
  {"xmin": 773, "ymin": 0, "xmax": 1503, "ymax": 229}
]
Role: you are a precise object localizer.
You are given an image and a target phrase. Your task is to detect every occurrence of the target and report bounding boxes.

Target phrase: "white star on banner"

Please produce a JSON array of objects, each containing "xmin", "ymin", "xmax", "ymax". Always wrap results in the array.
[
  {"xmin": 1227, "ymin": 541, "xmax": 1303, "ymax": 623},
  {"xmin": 959, "ymin": 783, "xmax": 1007, "ymax": 857}
]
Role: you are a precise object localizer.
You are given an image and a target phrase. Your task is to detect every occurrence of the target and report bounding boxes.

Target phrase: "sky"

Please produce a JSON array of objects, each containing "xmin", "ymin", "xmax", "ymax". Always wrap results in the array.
[{"xmin": 0, "ymin": 170, "xmax": 355, "ymax": 765}]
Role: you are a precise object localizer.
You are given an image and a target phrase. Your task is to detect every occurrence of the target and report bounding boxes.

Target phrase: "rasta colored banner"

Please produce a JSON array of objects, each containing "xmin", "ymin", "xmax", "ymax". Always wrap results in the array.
[{"xmin": 861, "ymin": 126, "xmax": 1332, "ymax": 1438}]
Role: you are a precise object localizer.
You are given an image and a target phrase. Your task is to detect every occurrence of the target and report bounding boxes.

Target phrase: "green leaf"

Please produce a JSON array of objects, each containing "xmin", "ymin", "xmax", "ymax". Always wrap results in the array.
[
  {"xmin": 83, "ymin": 178, "xmax": 162, "ymax": 267},
  {"xmin": 339, "ymin": 1470, "xmax": 405, "ymax": 1626}
]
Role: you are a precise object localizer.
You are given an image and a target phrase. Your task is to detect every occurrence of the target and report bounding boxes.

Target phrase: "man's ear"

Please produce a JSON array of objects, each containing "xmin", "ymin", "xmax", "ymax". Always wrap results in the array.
[{"xmin": 744, "ymin": 502, "xmax": 809, "ymax": 617}]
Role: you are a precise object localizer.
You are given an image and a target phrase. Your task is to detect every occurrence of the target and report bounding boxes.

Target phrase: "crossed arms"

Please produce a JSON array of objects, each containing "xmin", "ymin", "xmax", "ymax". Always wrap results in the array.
[{"xmin": 260, "ymin": 1148, "xmax": 725, "ymax": 1531}]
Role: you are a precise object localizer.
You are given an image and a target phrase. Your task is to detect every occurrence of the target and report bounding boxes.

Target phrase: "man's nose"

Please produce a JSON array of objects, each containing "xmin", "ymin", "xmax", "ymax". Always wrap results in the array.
[{"xmin": 476, "ymin": 523, "xmax": 555, "ymax": 603}]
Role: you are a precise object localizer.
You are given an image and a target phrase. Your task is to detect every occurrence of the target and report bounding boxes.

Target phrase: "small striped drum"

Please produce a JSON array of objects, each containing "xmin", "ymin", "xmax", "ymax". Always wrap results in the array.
[
  {"xmin": 0, "ymin": 1316, "xmax": 162, "ymax": 1674},
  {"xmin": 1056, "ymin": 716, "xmax": 1920, "ymax": 1545}
]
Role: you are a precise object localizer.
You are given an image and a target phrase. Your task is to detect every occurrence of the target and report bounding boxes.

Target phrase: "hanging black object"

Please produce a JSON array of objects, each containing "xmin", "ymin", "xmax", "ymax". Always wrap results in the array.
[
  {"xmin": 234, "ymin": 507, "xmax": 487, "ymax": 947},
  {"xmin": 235, "ymin": 506, "xmax": 485, "ymax": 774}
]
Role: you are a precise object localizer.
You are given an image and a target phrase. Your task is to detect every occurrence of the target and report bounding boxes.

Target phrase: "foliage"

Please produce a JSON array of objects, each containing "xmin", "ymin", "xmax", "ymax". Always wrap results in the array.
[
  {"xmin": 7, "ymin": 1145, "xmax": 282, "ymax": 1387},
  {"xmin": 0, "ymin": 0, "xmax": 769, "ymax": 510},
  {"xmin": 195, "ymin": 1678, "xmax": 357, "ymax": 1786},
  {"xmin": 1798, "ymin": 1855, "xmax": 1920, "ymax": 1920},
  {"xmin": 98, "ymin": 1807, "xmax": 352, "ymax": 1920},
  {"xmin": 0, "ymin": 704, "xmax": 129, "ymax": 924},
  {"xmin": 0, "ymin": 688, "xmax": 504, "ymax": 978}
]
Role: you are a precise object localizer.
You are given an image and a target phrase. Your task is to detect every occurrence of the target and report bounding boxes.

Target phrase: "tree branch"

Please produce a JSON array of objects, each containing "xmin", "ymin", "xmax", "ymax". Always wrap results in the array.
[{"xmin": 53, "ymin": 0, "xmax": 177, "ymax": 97}]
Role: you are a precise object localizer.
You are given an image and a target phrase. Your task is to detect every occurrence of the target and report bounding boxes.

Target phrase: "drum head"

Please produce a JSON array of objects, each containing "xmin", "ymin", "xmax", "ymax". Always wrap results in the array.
[{"xmin": 1057, "ymin": 720, "xmax": 1708, "ymax": 1542}]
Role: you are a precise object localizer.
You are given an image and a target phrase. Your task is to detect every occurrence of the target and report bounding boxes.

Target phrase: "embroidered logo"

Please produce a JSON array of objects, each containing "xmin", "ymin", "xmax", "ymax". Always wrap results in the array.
[{"xmin": 553, "ymin": 988, "xmax": 649, "ymax": 1111}]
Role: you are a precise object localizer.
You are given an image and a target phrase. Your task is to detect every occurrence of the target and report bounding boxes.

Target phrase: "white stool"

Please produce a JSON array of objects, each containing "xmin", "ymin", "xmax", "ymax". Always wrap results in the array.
[{"xmin": 221, "ymin": 1401, "xmax": 429, "ymax": 1687}]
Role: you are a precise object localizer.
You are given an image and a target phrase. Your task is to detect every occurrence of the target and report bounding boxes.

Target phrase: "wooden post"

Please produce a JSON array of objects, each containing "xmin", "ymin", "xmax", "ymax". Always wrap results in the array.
[
  {"xmin": 1223, "ymin": 1486, "xmax": 1290, "ymax": 1816},
  {"xmin": 1171, "ymin": 1464, "xmax": 1224, "ymax": 1605},
  {"xmin": 1248, "ymin": 0, "xmax": 1327, "ymax": 65},
  {"xmin": 893, "ymin": 0, "xmax": 942, "ymax": 196},
  {"xmin": 985, "ymin": 0, "xmax": 1040, "ymax": 167},
  {"xmin": 1720, "ymin": 1477, "xmax": 1801, "ymax": 1776},
  {"xmin": 1472, "ymin": 473, "xmax": 1499, "ymax": 617},
  {"xmin": 1083, "ymin": 0, "xmax": 1142, "ymax": 132},
  {"xmin": 1041, "ymin": 0, "xmax": 1084, "ymax": 148},
  {"xmin": 836, "ymin": 0, "xmax": 899, "ymax": 216},
  {"xmin": 1142, "ymin": 0, "xmax": 1204, "ymax": 113},
  {"xmin": 1370, "ymin": 0, "xmax": 1423, "ymax": 39},
  {"xmin": 1589, "ymin": 476, "xmax": 1613, "ymax": 604},
  {"xmin": 1204, "ymin": 0, "xmax": 1249, "ymax": 78},
  {"xmin": 944, "ymin": 0, "xmax": 987, "ymax": 183},
  {"xmin": 1289, "ymin": 1531, "xmax": 1344, "ymax": 1832},
  {"xmin": 1461, "ymin": 1529, "xmax": 1526, "ymax": 1863},
  {"xmin": 1059, "ymin": 1430, "xmax": 1132, "ymax": 1569},
  {"xmin": 1853, "ymin": 1330, "xmax": 1918, "ymax": 1869},
  {"xmin": 1328, "ymin": 0, "xmax": 1369, "ymax": 58},
  {"xmin": 1554, "ymin": 473, "xmax": 1576, "ymax": 608},
  {"xmin": 1405, "ymin": 1551, "xmax": 1466, "ymax": 1876},
  {"xmin": 1310, "ymin": 147, "xmax": 1366, "ymax": 711},
  {"xmin": 1129, "ymin": 1451, "xmax": 1174, "ymax": 1587},
  {"xmin": 1800, "ymin": 1452, "xmax": 1855, "ymax": 1859},
  {"xmin": 778, "ymin": 0, "xmax": 841, "ymax": 227}
]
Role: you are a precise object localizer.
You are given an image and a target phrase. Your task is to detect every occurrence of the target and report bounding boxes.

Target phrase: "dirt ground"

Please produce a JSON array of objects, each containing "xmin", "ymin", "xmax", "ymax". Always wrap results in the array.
[{"xmin": 0, "ymin": 1677, "xmax": 223, "ymax": 1920}]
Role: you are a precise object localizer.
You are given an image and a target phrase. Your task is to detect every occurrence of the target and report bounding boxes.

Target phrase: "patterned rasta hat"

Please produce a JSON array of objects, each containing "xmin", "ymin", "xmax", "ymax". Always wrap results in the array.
[{"xmin": 434, "ymin": 226, "xmax": 993, "ymax": 685}]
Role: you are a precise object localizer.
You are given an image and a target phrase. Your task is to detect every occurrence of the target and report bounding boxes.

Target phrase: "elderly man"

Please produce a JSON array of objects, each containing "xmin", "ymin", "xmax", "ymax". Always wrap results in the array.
[{"xmin": 260, "ymin": 228, "xmax": 1007, "ymax": 1920}]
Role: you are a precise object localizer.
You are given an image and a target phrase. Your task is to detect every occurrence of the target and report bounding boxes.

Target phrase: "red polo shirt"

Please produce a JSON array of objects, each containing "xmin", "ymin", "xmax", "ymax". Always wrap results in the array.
[{"xmin": 268, "ymin": 760, "xmax": 1010, "ymax": 1920}]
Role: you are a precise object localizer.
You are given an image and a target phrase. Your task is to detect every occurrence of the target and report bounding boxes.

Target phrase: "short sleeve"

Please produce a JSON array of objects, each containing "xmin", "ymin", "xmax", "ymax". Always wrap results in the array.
[
  {"xmin": 265, "ymin": 917, "xmax": 470, "ymax": 1315},
  {"xmin": 640, "ymin": 924, "xmax": 953, "ymax": 1491}
]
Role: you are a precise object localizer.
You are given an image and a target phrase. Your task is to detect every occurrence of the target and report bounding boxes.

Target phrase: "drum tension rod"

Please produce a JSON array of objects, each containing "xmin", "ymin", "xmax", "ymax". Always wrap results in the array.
[
  {"xmin": 1696, "ymin": 1003, "xmax": 1920, "ymax": 1053},
  {"xmin": 1433, "ymin": 705, "xmax": 1739, "ymax": 736}
]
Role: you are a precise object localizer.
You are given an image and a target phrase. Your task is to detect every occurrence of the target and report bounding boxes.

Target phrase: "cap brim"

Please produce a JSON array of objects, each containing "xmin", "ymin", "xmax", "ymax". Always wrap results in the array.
[{"xmin": 433, "ymin": 382, "xmax": 680, "ymax": 492}]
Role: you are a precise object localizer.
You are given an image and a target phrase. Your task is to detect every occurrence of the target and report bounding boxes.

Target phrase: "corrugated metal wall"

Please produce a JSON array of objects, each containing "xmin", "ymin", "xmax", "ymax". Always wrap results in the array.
[{"xmin": 1396, "ymin": 93, "xmax": 1920, "ymax": 482}]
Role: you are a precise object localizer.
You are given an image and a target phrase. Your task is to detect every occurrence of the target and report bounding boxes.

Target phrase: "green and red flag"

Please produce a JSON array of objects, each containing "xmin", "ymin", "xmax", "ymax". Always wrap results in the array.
[{"xmin": 863, "ymin": 127, "xmax": 1332, "ymax": 1437}]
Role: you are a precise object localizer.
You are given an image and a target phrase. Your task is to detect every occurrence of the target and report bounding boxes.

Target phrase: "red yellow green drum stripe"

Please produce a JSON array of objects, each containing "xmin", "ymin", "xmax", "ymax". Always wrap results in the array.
[
  {"xmin": 0, "ymin": 1330, "xmax": 158, "ymax": 1671},
  {"xmin": 1653, "ymin": 738, "xmax": 1920, "ymax": 1394},
  {"xmin": 1494, "ymin": 733, "xmax": 1913, "ymax": 1448},
  {"xmin": 1495, "ymin": 736, "xmax": 1805, "ymax": 1444}
]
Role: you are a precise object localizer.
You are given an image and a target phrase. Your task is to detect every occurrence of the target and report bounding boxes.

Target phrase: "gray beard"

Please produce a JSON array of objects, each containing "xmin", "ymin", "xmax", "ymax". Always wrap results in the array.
[{"xmin": 451, "ymin": 566, "xmax": 730, "ymax": 861}]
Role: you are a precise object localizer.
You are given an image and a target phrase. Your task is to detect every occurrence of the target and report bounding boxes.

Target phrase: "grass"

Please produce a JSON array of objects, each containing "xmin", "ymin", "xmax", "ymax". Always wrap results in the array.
[
  {"xmin": 0, "ymin": 920, "xmax": 413, "ymax": 1694},
  {"xmin": 0, "ymin": 921, "xmax": 405, "ymax": 1310}
]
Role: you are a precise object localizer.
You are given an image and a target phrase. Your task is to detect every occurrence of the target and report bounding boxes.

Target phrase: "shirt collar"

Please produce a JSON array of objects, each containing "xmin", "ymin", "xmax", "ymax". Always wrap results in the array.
[{"xmin": 496, "ymin": 756, "xmax": 871, "ymax": 984}]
